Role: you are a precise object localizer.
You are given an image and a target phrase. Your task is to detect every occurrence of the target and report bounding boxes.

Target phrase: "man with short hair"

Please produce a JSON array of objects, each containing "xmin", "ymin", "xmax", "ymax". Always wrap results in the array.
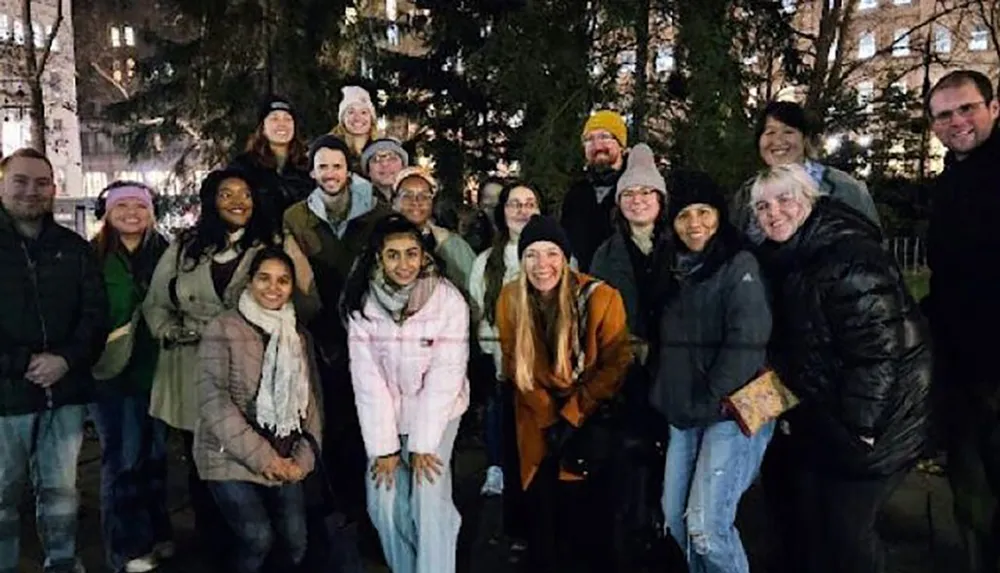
[
  {"xmin": 925, "ymin": 69, "xmax": 1000, "ymax": 573},
  {"xmin": 0, "ymin": 147, "xmax": 108, "ymax": 573},
  {"xmin": 560, "ymin": 110, "xmax": 628, "ymax": 271},
  {"xmin": 283, "ymin": 135, "xmax": 389, "ymax": 566},
  {"xmin": 360, "ymin": 137, "xmax": 408, "ymax": 206}
]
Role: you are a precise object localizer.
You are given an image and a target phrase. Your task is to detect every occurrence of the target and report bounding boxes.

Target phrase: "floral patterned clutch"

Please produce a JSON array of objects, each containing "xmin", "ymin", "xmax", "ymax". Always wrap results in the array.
[{"xmin": 723, "ymin": 370, "xmax": 799, "ymax": 437}]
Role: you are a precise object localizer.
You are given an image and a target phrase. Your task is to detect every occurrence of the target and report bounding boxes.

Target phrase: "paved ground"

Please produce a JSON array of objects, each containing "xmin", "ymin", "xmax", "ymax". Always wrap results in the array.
[{"xmin": 17, "ymin": 425, "xmax": 964, "ymax": 573}]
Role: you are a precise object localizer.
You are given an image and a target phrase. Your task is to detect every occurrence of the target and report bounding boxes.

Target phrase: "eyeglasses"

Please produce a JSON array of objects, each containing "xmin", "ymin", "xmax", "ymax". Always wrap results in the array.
[
  {"xmin": 620, "ymin": 189, "xmax": 657, "ymax": 201},
  {"xmin": 583, "ymin": 132, "xmax": 617, "ymax": 146},
  {"xmin": 398, "ymin": 191, "xmax": 434, "ymax": 204},
  {"xmin": 370, "ymin": 153, "xmax": 402, "ymax": 165},
  {"xmin": 505, "ymin": 200, "xmax": 538, "ymax": 212},
  {"xmin": 932, "ymin": 100, "xmax": 987, "ymax": 125}
]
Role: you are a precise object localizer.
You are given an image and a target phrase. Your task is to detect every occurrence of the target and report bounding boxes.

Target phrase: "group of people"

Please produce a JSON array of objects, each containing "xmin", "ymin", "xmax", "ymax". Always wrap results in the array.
[{"xmin": 0, "ymin": 68, "xmax": 994, "ymax": 573}]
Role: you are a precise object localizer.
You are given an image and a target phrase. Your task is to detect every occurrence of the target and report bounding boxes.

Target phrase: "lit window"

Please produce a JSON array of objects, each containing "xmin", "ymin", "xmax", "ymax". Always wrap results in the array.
[
  {"xmin": 386, "ymin": 23, "xmax": 399, "ymax": 46},
  {"xmin": 892, "ymin": 29, "xmax": 910, "ymax": 56},
  {"xmin": 84, "ymin": 172, "xmax": 109, "ymax": 197},
  {"xmin": 385, "ymin": 0, "xmax": 397, "ymax": 21},
  {"xmin": 32, "ymin": 22, "xmax": 43, "ymax": 49},
  {"xmin": 124, "ymin": 26, "xmax": 135, "ymax": 47},
  {"xmin": 112, "ymin": 60, "xmax": 122, "ymax": 83},
  {"xmin": 110, "ymin": 26, "xmax": 120, "ymax": 47},
  {"xmin": 0, "ymin": 15, "xmax": 8, "ymax": 41},
  {"xmin": 857, "ymin": 80, "xmax": 875, "ymax": 112},
  {"xmin": 858, "ymin": 31, "xmax": 876, "ymax": 59},
  {"xmin": 13, "ymin": 19, "xmax": 23, "ymax": 45},
  {"xmin": 893, "ymin": 0, "xmax": 911, "ymax": 4},
  {"xmin": 970, "ymin": 26, "xmax": 988, "ymax": 51},
  {"xmin": 126, "ymin": 58, "xmax": 135, "ymax": 78},
  {"xmin": 46, "ymin": 25, "xmax": 58, "ymax": 51},
  {"xmin": 655, "ymin": 45, "xmax": 674, "ymax": 74},
  {"xmin": 617, "ymin": 49, "xmax": 636, "ymax": 75},
  {"xmin": 934, "ymin": 25, "xmax": 951, "ymax": 53},
  {"xmin": 859, "ymin": 0, "xmax": 877, "ymax": 9},
  {"xmin": 2, "ymin": 116, "xmax": 32, "ymax": 156}
]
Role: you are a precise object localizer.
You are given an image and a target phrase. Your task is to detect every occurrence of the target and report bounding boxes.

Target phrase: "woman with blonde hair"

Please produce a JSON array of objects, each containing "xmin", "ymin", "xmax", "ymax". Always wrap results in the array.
[
  {"xmin": 496, "ymin": 214, "xmax": 632, "ymax": 573},
  {"xmin": 330, "ymin": 85, "xmax": 379, "ymax": 172},
  {"xmin": 751, "ymin": 163, "xmax": 929, "ymax": 573}
]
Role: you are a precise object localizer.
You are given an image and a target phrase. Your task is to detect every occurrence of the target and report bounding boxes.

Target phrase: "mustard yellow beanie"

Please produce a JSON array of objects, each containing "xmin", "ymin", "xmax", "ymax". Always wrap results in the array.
[{"xmin": 582, "ymin": 110, "xmax": 628, "ymax": 147}]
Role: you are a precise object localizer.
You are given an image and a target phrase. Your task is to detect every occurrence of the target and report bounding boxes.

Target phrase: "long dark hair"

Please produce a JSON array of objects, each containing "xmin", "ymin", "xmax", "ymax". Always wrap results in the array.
[
  {"xmin": 244, "ymin": 124, "xmax": 310, "ymax": 171},
  {"xmin": 177, "ymin": 167, "xmax": 279, "ymax": 270},
  {"xmin": 482, "ymin": 179, "xmax": 539, "ymax": 324},
  {"xmin": 340, "ymin": 213, "xmax": 430, "ymax": 322}
]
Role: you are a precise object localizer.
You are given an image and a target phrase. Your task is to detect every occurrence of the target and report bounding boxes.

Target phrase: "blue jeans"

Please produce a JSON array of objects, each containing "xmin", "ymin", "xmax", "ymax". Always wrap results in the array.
[
  {"xmin": 661, "ymin": 420, "xmax": 774, "ymax": 573},
  {"xmin": 366, "ymin": 418, "xmax": 461, "ymax": 573},
  {"xmin": 208, "ymin": 480, "xmax": 308, "ymax": 573},
  {"xmin": 0, "ymin": 405, "xmax": 86, "ymax": 573},
  {"xmin": 89, "ymin": 394, "xmax": 172, "ymax": 572}
]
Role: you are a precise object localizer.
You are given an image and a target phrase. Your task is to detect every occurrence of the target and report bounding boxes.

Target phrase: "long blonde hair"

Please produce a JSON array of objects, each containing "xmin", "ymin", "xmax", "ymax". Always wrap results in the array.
[{"xmin": 511, "ymin": 265, "xmax": 577, "ymax": 392}]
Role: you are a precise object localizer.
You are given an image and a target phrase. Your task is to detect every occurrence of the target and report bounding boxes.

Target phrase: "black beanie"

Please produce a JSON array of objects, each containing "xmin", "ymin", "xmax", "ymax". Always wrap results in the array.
[
  {"xmin": 667, "ymin": 169, "xmax": 729, "ymax": 224},
  {"xmin": 257, "ymin": 94, "xmax": 296, "ymax": 126},
  {"xmin": 517, "ymin": 215, "xmax": 572, "ymax": 259},
  {"xmin": 307, "ymin": 134, "xmax": 352, "ymax": 170}
]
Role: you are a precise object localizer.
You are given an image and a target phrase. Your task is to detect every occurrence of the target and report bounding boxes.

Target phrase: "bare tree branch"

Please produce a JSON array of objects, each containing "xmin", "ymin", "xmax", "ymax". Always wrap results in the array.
[
  {"xmin": 35, "ymin": 0, "xmax": 63, "ymax": 80},
  {"xmin": 90, "ymin": 61, "xmax": 130, "ymax": 99}
]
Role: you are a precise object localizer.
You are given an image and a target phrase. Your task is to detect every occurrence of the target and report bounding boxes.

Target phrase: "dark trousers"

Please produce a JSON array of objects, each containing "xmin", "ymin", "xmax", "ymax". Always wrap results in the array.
[
  {"xmin": 90, "ymin": 394, "xmax": 172, "ymax": 572},
  {"xmin": 762, "ymin": 434, "xmax": 907, "ymax": 573},
  {"xmin": 208, "ymin": 480, "xmax": 307, "ymax": 573},
  {"xmin": 500, "ymin": 384, "xmax": 529, "ymax": 542},
  {"xmin": 523, "ymin": 456, "xmax": 616, "ymax": 573},
  {"xmin": 180, "ymin": 431, "xmax": 232, "ymax": 558}
]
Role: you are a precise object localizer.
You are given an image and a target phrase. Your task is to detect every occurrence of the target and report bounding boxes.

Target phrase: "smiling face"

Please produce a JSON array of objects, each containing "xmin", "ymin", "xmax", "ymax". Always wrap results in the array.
[
  {"xmin": 503, "ymin": 186, "xmax": 540, "ymax": 236},
  {"xmin": 215, "ymin": 177, "xmax": 253, "ymax": 230},
  {"xmin": 758, "ymin": 116, "xmax": 807, "ymax": 167},
  {"xmin": 311, "ymin": 147, "xmax": 350, "ymax": 197},
  {"xmin": 249, "ymin": 258, "xmax": 294, "ymax": 310},
  {"xmin": 753, "ymin": 183, "xmax": 812, "ymax": 243},
  {"xmin": 262, "ymin": 110, "xmax": 295, "ymax": 147},
  {"xmin": 1, "ymin": 156, "xmax": 55, "ymax": 221},
  {"xmin": 583, "ymin": 129, "xmax": 623, "ymax": 170},
  {"xmin": 107, "ymin": 197, "xmax": 153, "ymax": 237},
  {"xmin": 380, "ymin": 233, "xmax": 424, "ymax": 287},
  {"xmin": 344, "ymin": 104, "xmax": 373, "ymax": 136},
  {"xmin": 929, "ymin": 81, "xmax": 1000, "ymax": 158},
  {"xmin": 673, "ymin": 203, "xmax": 719, "ymax": 252},
  {"xmin": 395, "ymin": 176, "xmax": 434, "ymax": 228},
  {"xmin": 523, "ymin": 241, "xmax": 566, "ymax": 295},
  {"xmin": 619, "ymin": 186, "xmax": 661, "ymax": 228},
  {"xmin": 368, "ymin": 151, "xmax": 404, "ymax": 190}
]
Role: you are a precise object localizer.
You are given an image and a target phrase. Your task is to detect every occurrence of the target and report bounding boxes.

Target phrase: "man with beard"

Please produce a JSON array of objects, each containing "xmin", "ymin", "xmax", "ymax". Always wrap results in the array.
[
  {"xmin": 925, "ymin": 70, "xmax": 1000, "ymax": 573},
  {"xmin": 283, "ymin": 135, "xmax": 390, "ymax": 571},
  {"xmin": 360, "ymin": 137, "xmax": 409, "ymax": 207},
  {"xmin": 560, "ymin": 110, "xmax": 629, "ymax": 271},
  {"xmin": 0, "ymin": 148, "xmax": 108, "ymax": 573}
]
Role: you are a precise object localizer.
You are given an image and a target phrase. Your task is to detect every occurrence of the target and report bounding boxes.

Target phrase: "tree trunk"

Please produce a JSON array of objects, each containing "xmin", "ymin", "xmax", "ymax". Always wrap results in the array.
[
  {"xmin": 632, "ymin": 0, "xmax": 651, "ymax": 142},
  {"xmin": 21, "ymin": 0, "xmax": 46, "ymax": 151}
]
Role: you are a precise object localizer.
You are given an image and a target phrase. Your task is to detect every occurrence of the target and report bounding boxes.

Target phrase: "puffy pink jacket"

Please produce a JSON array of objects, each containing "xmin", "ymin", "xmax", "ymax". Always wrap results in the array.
[{"xmin": 347, "ymin": 279, "xmax": 470, "ymax": 457}]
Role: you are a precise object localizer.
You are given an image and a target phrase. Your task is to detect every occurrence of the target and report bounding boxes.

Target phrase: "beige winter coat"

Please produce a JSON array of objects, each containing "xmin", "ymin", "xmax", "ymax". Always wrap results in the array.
[
  {"xmin": 193, "ymin": 310, "xmax": 323, "ymax": 486},
  {"xmin": 142, "ymin": 238, "xmax": 318, "ymax": 430}
]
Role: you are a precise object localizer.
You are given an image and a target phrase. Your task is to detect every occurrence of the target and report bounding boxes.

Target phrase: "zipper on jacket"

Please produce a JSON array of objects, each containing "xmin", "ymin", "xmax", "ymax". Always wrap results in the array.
[{"xmin": 21, "ymin": 240, "xmax": 53, "ymax": 409}]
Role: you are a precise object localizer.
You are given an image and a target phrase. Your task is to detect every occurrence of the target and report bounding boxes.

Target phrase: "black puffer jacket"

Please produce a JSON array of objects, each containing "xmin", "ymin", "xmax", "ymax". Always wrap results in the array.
[{"xmin": 759, "ymin": 198, "xmax": 930, "ymax": 477}]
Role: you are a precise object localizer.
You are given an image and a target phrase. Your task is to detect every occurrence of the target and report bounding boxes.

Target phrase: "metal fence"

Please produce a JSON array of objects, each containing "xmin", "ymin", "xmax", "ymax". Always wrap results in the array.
[{"xmin": 886, "ymin": 236, "xmax": 927, "ymax": 272}]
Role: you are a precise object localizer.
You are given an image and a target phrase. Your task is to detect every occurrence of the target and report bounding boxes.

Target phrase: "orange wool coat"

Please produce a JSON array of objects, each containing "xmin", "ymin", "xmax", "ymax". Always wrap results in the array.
[{"xmin": 496, "ymin": 272, "xmax": 633, "ymax": 489}]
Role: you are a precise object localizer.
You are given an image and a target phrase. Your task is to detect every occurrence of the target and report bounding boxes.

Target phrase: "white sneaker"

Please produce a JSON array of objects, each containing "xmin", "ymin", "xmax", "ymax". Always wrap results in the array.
[
  {"xmin": 480, "ymin": 465, "xmax": 504, "ymax": 496},
  {"xmin": 152, "ymin": 541, "xmax": 175, "ymax": 561},
  {"xmin": 124, "ymin": 555, "xmax": 158, "ymax": 573}
]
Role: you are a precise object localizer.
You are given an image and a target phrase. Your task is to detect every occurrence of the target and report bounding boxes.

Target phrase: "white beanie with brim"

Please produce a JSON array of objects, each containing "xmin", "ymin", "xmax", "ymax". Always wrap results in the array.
[{"xmin": 338, "ymin": 86, "xmax": 377, "ymax": 124}]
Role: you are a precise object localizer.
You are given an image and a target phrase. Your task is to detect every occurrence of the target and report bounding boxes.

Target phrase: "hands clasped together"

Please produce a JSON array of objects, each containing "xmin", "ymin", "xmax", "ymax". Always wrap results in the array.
[
  {"xmin": 370, "ymin": 451, "xmax": 444, "ymax": 491},
  {"xmin": 262, "ymin": 457, "xmax": 307, "ymax": 483}
]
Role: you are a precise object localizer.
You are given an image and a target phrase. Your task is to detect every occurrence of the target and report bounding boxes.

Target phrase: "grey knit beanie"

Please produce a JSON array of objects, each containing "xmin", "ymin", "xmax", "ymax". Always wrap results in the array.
[{"xmin": 615, "ymin": 144, "xmax": 666, "ymax": 201}]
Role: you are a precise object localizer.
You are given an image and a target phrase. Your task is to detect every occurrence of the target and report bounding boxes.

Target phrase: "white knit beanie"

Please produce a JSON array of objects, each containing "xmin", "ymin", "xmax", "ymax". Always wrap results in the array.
[
  {"xmin": 338, "ymin": 86, "xmax": 376, "ymax": 124},
  {"xmin": 616, "ymin": 144, "xmax": 667, "ymax": 201}
]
